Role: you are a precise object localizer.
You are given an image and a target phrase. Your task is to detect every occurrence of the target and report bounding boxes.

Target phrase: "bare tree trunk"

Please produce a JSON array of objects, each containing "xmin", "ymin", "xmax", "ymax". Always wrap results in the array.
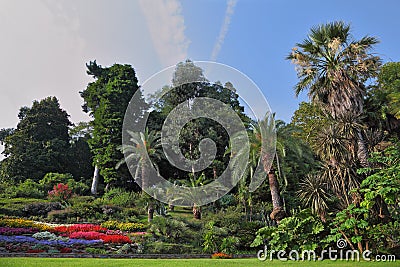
[{"xmin": 91, "ymin": 165, "xmax": 99, "ymax": 195}]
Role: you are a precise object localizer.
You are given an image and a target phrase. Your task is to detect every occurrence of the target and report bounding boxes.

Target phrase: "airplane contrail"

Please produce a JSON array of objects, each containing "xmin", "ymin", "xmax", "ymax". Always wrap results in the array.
[{"xmin": 210, "ymin": 0, "xmax": 238, "ymax": 62}]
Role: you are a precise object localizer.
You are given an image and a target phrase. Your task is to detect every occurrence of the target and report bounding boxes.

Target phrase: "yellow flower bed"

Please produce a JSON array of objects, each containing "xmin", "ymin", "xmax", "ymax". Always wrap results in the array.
[
  {"xmin": 0, "ymin": 218, "xmax": 54, "ymax": 231},
  {"xmin": 101, "ymin": 220, "xmax": 147, "ymax": 232},
  {"xmin": 0, "ymin": 218, "xmax": 35, "ymax": 228}
]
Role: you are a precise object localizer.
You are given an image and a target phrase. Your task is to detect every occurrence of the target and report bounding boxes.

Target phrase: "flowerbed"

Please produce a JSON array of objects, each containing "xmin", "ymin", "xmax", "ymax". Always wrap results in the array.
[
  {"xmin": 101, "ymin": 221, "xmax": 147, "ymax": 231},
  {"xmin": 0, "ymin": 227, "xmax": 38, "ymax": 235},
  {"xmin": 211, "ymin": 252, "xmax": 232, "ymax": 259},
  {"xmin": 0, "ymin": 235, "xmax": 102, "ymax": 246},
  {"xmin": 0, "ymin": 217, "xmax": 147, "ymax": 254},
  {"xmin": 69, "ymin": 231, "xmax": 131, "ymax": 243},
  {"xmin": 52, "ymin": 224, "xmax": 107, "ymax": 234}
]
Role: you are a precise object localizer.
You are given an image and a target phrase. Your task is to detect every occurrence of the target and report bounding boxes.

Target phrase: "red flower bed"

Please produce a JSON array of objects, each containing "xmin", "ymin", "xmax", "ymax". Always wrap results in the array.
[
  {"xmin": 60, "ymin": 247, "xmax": 72, "ymax": 253},
  {"xmin": 52, "ymin": 224, "xmax": 107, "ymax": 234},
  {"xmin": 27, "ymin": 249, "xmax": 46, "ymax": 253},
  {"xmin": 69, "ymin": 231, "xmax": 131, "ymax": 244},
  {"xmin": 100, "ymin": 234, "xmax": 131, "ymax": 244}
]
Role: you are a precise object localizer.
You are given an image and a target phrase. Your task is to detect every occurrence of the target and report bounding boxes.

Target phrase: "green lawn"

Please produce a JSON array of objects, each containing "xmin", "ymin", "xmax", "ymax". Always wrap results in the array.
[{"xmin": 0, "ymin": 258, "xmax": 397, "ymax": 267}]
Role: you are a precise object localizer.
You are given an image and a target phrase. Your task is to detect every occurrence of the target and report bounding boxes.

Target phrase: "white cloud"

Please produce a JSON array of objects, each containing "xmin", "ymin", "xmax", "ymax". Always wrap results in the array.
[
  {"xmin": 138, "ymin": 0, "xmax": 190, "ymax": 67},
  {"xmin": 210, "ymin": 0, "xmax": 238, "ymax": 61}
]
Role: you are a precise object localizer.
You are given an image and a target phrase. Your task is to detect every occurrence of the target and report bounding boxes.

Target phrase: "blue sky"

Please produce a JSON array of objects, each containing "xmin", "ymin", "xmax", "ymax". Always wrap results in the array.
[
  {"xmin": 1, "ymin": 0, "xmax": 399, "ymax": 157},
  {"xmin": 182, "ymin": 0, "xmax": 400, "ymax": 121}
]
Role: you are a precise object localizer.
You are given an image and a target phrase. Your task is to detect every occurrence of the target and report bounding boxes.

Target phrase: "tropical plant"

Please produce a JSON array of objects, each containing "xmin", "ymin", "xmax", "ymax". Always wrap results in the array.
[
  {"xmin": 297, "ymin": 173, "xmax": 333, "ymax": 221},
  {"xmin": 118, "ymin": 129, "xmax": 161, "ymax": 191},
  {"xmin": 288, "ymin": 21, "xmax": 381, "ymax": 167},
  {"xmin": 251, "ymin": 209, "xmax": 326, "ymax": 255}
]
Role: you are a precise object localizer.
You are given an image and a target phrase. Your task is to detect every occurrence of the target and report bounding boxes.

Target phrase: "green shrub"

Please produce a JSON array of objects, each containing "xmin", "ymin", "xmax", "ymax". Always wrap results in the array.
[
  {"xmin": 68, "ymin": 195, "xmax": 96, "ymax": 206},
  {"xmin": 47, "ymin": 208, "xmax": 75, "ymax": 222},
  {"xmin": 103, "ymin": 188, "xmax": 137, "ymax": 207},
  {"xmin": 40, "ymin": 173, "xmax": 73, "ymax": 191},
  {"xmin": 145, "ymin": 241, "xmax": 198, "ymax": 254},
  {"xmin": 100, "ymin": 205, "xmax": 122, "ymax": 219},
  {"xmin": 85, "ymin": 247, "xmax": 108, "ymax": 254},
  {"xmin": 202, "ymin": 221, "xmax": 228, "ymax": 253},
  {"xmin": 15, "ymin": 179, "xmax": 45, "ymax": 199},
  {"xmin": 71, "ymin": 201, "xmax": 102, "ymax": 219},
  {"xmin": 149, "ymin": 216, "xmax": 199, "ymax": 244},
  {"xmin": 0, "ymin": 198, "xmax": 49, "ymax": 217},
  {"xmin": 120, "ymin": 207, "xmax": 141, "ymax": 218},
  {"xmin": 251, "ymin": 209, "xmax": 326, "ymax": 255},
  {"xmin": 39, "ymin": 173, "xmax": 89, "ymax": 195}
]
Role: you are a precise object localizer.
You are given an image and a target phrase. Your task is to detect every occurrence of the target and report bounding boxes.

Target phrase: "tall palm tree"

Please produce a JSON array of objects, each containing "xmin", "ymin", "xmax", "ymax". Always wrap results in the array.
[
  {"xmin": 249, "ymin": 117, "xmax": 286, "ymax": 223},
  {"xmin": 119, "ymin": 129, "xmax": 161, "ymax": 190},
  {"xmin": 117, "ymin": 128, "xmax": 161, "ymax": 221},
  {"xmin": 288, "ymin": 21, "xmax": 381, "ymax": 167}
]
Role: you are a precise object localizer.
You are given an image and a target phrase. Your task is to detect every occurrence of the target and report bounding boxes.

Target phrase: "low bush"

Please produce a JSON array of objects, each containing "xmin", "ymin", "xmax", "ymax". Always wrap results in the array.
[
  {"xmin": 85, "ymin": 247, "xmax": 108, "ymax": 254},
  {"xmin": 71, "ymin": 200, "xmax": 102, "ymax": 219},
  {"xmin": 3, "ymin": 180, "xmax": 46, "ymax": 199},
  {"xmin": 102, "ymin": 188, "xmax": 137, "ymax": 207},
  {"xmin": 40, "ymin": 173, "xmax": 90, "ymax": 195},
  {"xmin": 47, "ymin": 208, "xmax": 75, "ymax": 222},
  {"xmin": 145, "ymin": 241, "xmax": 198, "ymax": 254},
  {"xmin": 23, "ymin": 202, "xmax": 62, "ymax": 217}
]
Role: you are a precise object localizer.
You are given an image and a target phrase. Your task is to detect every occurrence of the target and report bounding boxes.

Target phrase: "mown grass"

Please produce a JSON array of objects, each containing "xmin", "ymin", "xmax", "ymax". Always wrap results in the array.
[{"xmin": 0, "ymin": 258, "xmax": 397, "ymax": 267}]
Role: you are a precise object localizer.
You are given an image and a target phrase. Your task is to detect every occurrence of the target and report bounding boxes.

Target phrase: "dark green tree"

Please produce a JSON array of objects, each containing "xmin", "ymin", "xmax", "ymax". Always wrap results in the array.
[
  {"xmin": 1, "ymin": 97, "xmax": 71, "ymax": 183},
  {"xmin": 148, "ymin": 60, "xmax": 250, "ymax": 184},
  {"xmin": 377, "ymin": 62, "xmax": 400, "ymax": 120},
  {"xmin": 80, "ymin": 60, "xmax": 146, "ymax": 190},
  {"xmin": 67, "ymin": 122, "xmax": 94, "ymax": 182}
]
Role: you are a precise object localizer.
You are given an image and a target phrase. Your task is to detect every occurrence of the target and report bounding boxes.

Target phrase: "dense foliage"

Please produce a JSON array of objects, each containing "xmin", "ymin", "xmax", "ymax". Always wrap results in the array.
[{"xmin": 0, "ymin": 22, "xmax": 398, "ymax": 258}]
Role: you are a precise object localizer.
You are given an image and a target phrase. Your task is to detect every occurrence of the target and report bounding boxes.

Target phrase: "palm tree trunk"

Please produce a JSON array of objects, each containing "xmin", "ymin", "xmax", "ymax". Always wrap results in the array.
[
  {"xmin": 267, "ymin": 168, "xmax": 286, "ymax": 223},
  {"xmin": 141, "ymin": 160, "xmax": 148, "ymax": 190},
  {"xmin": 193, "ymin": 204, "xmax": 201, "ymax": 219},
  {"xmin": 148, "ymin": 203, "xmax": 154, "ymax": 222},
  {"xmin": 169, "ymin": 204, "xmax": 174, "ymax": 211},
  {"xmin": 91, "ymin": 165, "xmax": 99, "ymax": 195},
  {"xmin": 357, "ymin": 130, "xmax": 369, "ymax": 167}
]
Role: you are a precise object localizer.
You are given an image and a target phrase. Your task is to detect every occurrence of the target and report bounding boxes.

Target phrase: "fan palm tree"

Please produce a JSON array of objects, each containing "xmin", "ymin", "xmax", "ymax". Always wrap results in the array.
[{"xmin": 288, "ymin": 21, "xmax": 381, "ymax": 167}]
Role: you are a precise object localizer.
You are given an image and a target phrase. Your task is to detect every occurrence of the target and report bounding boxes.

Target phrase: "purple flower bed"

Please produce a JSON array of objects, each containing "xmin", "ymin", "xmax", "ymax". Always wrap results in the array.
[
  {"xmin": 0, "ymin": 235, "xmax": 102, "ymax": 246},
  {"xmin": 0, "ymin": 227, "xmax": 39, "ymax": 236}
]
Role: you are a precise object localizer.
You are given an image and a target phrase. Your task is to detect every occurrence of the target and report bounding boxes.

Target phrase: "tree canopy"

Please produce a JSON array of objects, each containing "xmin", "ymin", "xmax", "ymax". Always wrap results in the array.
[
  {"xmin": 1, "ymin": 97, "xmax": 71, "ymax": 182},
  {"xmin": 80, "ymin": 61, "xmax": 146, "ymax": 189}
]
